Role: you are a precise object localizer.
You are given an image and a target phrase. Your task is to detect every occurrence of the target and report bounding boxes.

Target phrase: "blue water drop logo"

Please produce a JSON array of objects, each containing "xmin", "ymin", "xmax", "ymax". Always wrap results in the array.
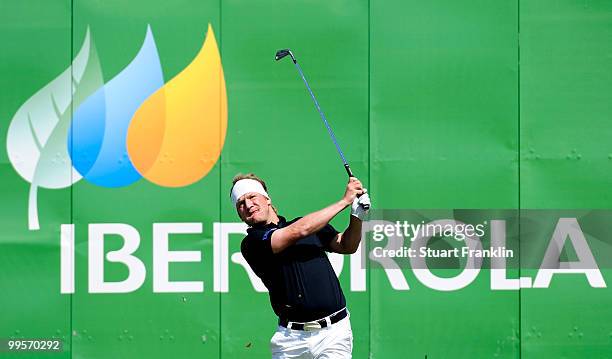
[{"xmin": 68, "ymin": 25, "xmax": 164, "ymax": 187}]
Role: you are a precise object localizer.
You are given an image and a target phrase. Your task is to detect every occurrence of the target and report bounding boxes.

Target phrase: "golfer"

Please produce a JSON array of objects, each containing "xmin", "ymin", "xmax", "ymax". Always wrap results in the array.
[{"xmin": 230, "ymin": 173, "xmax": 371, "ymax": 358}]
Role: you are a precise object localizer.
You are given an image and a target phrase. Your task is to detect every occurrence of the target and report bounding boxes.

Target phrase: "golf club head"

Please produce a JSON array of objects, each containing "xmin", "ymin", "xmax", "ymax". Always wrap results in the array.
[{"xmin": 275, "ymin": 49, "xmax": 296, "ymax": 63}]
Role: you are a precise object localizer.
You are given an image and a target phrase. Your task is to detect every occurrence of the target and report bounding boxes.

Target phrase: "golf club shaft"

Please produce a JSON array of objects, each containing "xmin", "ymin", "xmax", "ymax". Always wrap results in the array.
[
  {"xmin": 276, "ymin": 49, "xmax": 369, "ymax": 209},
  {"xmin": 293, "ymin": 62, "xmax": 353, "ymax": 178}
]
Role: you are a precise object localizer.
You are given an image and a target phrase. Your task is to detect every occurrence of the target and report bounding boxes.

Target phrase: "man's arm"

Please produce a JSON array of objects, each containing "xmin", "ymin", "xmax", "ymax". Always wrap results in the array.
[
  {"xmin": 328, "ymin": 215, "xmax": 363, "ymax": 254},
  {"xmin": 269, "ymin": 178, "xmax": 364, "ymax": 254}
]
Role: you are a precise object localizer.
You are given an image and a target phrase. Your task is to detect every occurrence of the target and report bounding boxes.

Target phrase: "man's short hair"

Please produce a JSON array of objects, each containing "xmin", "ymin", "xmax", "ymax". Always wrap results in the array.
[
  {"xmin": 231, "ymin": 173, "xmax": 277, "ymax": 213},
  {"xmin": 231, "ymin": 173, "xmax": 270, "ymax": 195}
]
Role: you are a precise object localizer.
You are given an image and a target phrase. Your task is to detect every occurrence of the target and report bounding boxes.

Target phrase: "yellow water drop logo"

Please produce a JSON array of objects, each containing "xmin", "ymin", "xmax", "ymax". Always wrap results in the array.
[{"xmin": 127, "ymin": 24, "xmax": 227, "ymax": 187}]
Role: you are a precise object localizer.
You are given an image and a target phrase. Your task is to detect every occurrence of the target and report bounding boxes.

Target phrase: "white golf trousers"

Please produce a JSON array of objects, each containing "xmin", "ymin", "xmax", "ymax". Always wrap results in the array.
[{"xmin": 270, "ymin": 316, "xmax": 353, "ymax": 358}]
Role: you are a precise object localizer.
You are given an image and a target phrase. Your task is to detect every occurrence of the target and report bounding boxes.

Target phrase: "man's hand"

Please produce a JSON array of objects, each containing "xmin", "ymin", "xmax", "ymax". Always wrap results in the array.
[
  {"xmin": 341, "ymin": 177, "xmax": 365, "ymax": 206},
  {"xmin": 329, "ymin": 178, "xmax": 371, "ymax": 253},
  {"xmin": 351, "ymin": 193, "xmax": 371, "ymax": 221}
]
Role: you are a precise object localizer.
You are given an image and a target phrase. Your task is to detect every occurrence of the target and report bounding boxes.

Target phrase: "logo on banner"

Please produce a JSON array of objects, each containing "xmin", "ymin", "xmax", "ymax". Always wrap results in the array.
[{"xmin": 5, "ymin": 24, "xmax": 227, "ymax": 230}]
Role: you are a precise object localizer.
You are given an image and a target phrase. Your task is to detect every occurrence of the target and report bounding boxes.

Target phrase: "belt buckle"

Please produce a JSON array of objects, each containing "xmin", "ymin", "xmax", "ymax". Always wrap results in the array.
[{"xmin": 302, "ymin": 321, "xmax": 321, "ymax": 331}]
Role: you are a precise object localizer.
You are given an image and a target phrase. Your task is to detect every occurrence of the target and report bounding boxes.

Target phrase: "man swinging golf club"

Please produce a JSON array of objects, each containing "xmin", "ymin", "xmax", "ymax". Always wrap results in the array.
[{"xmin": 230, "ymin": 173, "xmax": 371, "ymax": 358}]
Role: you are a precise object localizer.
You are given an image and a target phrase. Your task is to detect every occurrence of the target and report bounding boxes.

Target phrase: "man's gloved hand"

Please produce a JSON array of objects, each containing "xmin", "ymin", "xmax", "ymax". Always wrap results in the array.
[{"xmin": 351, "ymin": 191, "xmax": 371, "ymax": 220}]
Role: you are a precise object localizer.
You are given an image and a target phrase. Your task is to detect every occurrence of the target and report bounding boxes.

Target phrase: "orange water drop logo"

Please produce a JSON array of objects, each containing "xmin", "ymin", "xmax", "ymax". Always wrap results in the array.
[{"xmin": 127, "ymin": 24, "xmax": 227, "ymax": 187}]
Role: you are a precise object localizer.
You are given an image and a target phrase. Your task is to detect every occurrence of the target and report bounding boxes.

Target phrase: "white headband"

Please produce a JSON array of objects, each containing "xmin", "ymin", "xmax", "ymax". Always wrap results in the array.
[{"xmin": 230, "ymin": 179, "xmax": 270, "ymax": 205}]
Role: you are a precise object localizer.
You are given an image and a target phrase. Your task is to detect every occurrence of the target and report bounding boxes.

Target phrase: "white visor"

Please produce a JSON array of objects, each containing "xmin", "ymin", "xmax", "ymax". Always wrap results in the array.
[{"xmin": 230, "ymin": 179, "xmax": 270, "ymax": 206}]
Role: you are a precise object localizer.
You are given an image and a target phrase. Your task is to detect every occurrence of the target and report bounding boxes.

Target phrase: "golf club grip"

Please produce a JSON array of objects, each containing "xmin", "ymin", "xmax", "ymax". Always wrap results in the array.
[
  {"xmin": 344, "ymin": 164, "xmax": 353, "ymax": 177},
  {"xmin": 345, "ymin": 164, "xmax": 370, "ymax": 210}
]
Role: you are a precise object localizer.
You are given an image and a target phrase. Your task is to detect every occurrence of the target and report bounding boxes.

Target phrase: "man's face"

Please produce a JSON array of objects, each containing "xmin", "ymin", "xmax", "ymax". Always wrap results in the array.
[{"xmin": 235, "ymin": 192, "xmax": 271, "ymax": 226}]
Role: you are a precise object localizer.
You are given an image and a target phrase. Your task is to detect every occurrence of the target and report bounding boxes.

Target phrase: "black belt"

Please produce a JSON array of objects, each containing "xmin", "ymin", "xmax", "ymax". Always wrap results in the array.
[{"xmin": 279, "ymin": 308, "xmax": 347, "ymax": 331}]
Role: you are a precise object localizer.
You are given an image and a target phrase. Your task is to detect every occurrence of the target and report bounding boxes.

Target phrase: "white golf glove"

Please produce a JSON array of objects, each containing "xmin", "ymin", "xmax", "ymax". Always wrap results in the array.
[{"xmin": 351, "ymin": 192, "xmax": 371, "ymax": 221}]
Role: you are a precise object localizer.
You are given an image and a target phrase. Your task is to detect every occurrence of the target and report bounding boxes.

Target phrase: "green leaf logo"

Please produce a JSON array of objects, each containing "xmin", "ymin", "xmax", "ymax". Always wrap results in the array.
[{"xmin": 6, "ymin": 28, "xmax": 103, "ymax": 230}]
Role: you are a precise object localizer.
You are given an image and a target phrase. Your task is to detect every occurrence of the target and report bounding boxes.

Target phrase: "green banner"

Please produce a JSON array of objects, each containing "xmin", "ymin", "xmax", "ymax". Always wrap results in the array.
[{"xmin": 1, "ymin": 1, "xmax": 611, "ymax": 358}]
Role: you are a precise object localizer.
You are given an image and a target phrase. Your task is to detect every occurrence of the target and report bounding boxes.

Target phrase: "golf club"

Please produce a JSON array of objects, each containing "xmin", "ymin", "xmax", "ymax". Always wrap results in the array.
[{"xmin": 275, "ymin": 48, "xmax": 369, "ymax": 210}]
